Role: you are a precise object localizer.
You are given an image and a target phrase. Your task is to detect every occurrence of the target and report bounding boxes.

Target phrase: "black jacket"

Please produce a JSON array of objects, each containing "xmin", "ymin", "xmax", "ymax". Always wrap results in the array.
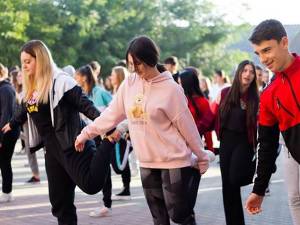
[
  {"xmin": 10, "ymin": 71, "xmax": 100, "ymax": 151},
  {"xmin": 0, "ymin": 80, "xmax": 17, "ymax": 143}
]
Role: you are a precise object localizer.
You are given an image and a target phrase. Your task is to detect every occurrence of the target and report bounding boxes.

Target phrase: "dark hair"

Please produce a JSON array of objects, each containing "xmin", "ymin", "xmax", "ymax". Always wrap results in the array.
[
  {"xmin": 104, "ymin": 76, "xmax": 113, "ymax": 93},
  {"xmin": 11, "ymin": 68, "xmax": 22, "ymax": 93},
  {"xmin": 89, "ymin": 61, "xmax": 101, "ymax": 74},
  {"xmin": 76, "ymin": 65, "xmax": 96, "ymax": 96},
  {"xmin": 126, "ymin": 35, "xmax": 159, "ymax": 68},
  {"xmin": 219, "ymin": 60, "xmax": 259, "ymax": 134},
  {"xmin": 116, "ymin": 60, "xmax": 127, "ymax": 67},
  {"xmin": 164, "ymin": 56, "xmax": 178, "ymax": 65},
  {"xmin": 255, "ymin": 65, "xmax": 262, "ymax": 71},
  {"xmin": 156, "ymin": 63, "xmax": 167, "ymax": 73},
  {"xmin": 249, "ymin": 19, "xmax": 287, "ymax": 44},
  {"xmin": 214, "ymin": 69, "xmax": 224, "ymax": 77},
  {"xmin": 179, "ymin": 67, "xmax": 204, "ymax": 117},
  {"xmin": 9, "ymin": 65, "xmax": 20, "ymax": 75}
]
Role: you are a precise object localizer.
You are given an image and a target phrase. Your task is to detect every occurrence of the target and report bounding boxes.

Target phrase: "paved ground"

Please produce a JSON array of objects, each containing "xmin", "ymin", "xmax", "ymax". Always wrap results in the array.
[{"xmin": 0, "ymin": 143, "xmax": 293, "ymax": 225}]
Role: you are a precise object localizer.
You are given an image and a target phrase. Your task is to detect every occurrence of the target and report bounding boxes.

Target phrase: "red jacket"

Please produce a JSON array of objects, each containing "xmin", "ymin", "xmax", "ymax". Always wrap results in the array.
[
  {"xmin": 187, "ymin": 96, "xmax": 214, "ymax": 135},
  {"xmin": 253, "ymin": 53, "xmax": 300, "ymax": 195}
]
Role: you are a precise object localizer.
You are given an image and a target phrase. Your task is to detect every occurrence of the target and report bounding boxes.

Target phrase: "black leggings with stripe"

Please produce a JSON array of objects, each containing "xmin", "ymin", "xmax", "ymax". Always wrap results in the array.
[{"xmin": 140, "ymin": 167, "xmax": 200, "ymax": 225}]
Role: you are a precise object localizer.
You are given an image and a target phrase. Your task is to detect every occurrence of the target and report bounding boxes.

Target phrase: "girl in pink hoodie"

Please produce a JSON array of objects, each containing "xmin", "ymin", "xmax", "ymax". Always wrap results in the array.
[{"xmin": 75, "ymin": 36, "xmax": 211, "ymax": 225}]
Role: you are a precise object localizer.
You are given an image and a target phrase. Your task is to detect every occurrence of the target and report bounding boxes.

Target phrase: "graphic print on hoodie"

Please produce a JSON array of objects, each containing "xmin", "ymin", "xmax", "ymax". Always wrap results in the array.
[{"xmin": 129, "ymin": 93, "xmax": 147, "ymax": 124}]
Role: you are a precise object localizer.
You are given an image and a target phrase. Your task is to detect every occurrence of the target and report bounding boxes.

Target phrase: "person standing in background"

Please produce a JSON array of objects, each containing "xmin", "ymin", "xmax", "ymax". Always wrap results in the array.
[
  {"xmin": 209, "ymin": 70, "xmax": 231, "ymax": 102},
  {"xmin": 217, "ymin": 60, "xmax": 259, "ymax": 225},
  {"xmin": 0, "ymin": 63, "xmax": 20, "ymax": 203},
  {"xmin": 11, "ymin": 69, "xmax": 41, "ymax": 183},
  {"xmin": 164, "ymin": 56, "xmax": 179, "ymax": 83}
]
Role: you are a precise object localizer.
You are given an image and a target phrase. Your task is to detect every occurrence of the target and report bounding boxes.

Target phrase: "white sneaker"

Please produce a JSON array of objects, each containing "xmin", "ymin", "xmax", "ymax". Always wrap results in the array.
[
  {"xmin": 89, "ymin": 206, "xmax": 112, "ymax": 217},
  {"xmin": 111, "ymin": 194, "xmax": 131, "ymax": 201},
  {"xmin": 0, "ymin": 193, "xmax": 14, "ymax": 203}
]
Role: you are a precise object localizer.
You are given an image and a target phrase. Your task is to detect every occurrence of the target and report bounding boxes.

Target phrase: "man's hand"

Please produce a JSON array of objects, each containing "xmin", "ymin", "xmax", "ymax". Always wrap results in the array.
[{"xmin": 245, "ymin": 193, "xmax": 264, "ymax": 215}]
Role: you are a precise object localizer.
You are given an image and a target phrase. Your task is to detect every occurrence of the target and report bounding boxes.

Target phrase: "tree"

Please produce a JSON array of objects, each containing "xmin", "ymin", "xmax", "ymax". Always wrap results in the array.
[
  {"xmin": 0, "ymin": 0, "xmax": 251, "ymax": 78},
  {"xmin": 0, "ymin": 0, "xmax": 29, "ymax": 67}
]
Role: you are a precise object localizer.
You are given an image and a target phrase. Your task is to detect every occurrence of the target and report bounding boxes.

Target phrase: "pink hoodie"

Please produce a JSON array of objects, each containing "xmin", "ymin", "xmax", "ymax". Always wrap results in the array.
[{"xmin": 77, "ymin": 71, "xmax": 209, "ymax": 169}]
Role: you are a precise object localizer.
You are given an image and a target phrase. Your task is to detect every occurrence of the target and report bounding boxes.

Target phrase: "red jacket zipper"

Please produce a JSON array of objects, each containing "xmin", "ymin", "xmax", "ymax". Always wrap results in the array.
[
  {"xmin": 276, "ymin": 97, "xmax": 295, "ymax": 118},
  {"xmin": 282, "ymin": 72, "xmax": 300, "ymax": 111}
]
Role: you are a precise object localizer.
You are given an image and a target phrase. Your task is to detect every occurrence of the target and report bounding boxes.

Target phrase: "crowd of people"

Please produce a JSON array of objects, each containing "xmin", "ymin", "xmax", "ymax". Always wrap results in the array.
[{"xmin": 0, "ymin": 19, "xmax": 299, "ymax": 225}]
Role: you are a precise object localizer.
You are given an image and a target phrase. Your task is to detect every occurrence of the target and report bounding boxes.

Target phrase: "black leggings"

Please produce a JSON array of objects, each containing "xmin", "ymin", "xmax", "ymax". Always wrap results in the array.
[
  {"xmin": 140, "ymin": 167, "xmax": 200, "ymax": 225},
  {"xmin": 102, "ymin": 140, "xmax": 132, "ymax": 207},
  {"xmin": 220, "ymin": 130, "xmax": 256, "ymax": 225},
  {"xmin": 0, "ymin": 128, "xmax": 20, "ymax": 193},
  {"xmin": 45, "ymin": 135, "xmax": 113, "ymax": 225}
]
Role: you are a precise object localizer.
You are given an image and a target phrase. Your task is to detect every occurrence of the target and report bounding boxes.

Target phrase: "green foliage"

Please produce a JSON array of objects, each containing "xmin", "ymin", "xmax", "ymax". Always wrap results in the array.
[
  {"xmin": 0, "ymin": 0, "xmax": 30, "ymax": 66},
  {"xmin": 0, "ymin": 0, "xmax": 250, "ymax": 77}
]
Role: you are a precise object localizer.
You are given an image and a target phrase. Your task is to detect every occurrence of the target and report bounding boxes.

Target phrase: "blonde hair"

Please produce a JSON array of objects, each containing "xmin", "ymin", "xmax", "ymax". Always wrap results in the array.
[
  {"xmin": 0, "ymin": 63, "xmax": 8, "ymax": 80},
  {"xmin": 112, "ymin": 66, "xmax": 128, "ymax": 93},
  {"xmin": 21, "ymin": 40, "xmax": 54, "ymax": 104}
]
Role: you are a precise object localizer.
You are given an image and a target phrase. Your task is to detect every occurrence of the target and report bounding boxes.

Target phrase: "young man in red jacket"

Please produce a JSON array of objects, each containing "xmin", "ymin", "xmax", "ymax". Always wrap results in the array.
[{"xmin": 245, "ymin": 19, "xmax": 300, "ymax": 224}]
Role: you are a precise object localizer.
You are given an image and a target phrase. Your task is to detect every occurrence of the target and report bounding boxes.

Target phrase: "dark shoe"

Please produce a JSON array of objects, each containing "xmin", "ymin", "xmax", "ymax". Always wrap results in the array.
[
  {"xmin": 181, "ymin": 214, "xmax": 197, "ymax": 225},
  {"xmin": 26, "ymin": 176, "xmax": 40, "ymax": 183},
  {"xmin": 265, "ymin": 187, "xmax": 270, "ymax": 196},
  {"xmin": 111, "ymin": 188, "xmax": 131, "ymax": 201}
]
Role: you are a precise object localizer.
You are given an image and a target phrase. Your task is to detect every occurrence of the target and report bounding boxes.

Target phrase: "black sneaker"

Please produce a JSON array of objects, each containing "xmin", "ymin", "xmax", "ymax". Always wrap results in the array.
[
  {"xmin": 111, "ymin": 188, "xmax": 131, "ymax": 201},
  {"xmin": 265, "ymin": 187, "xmax": 270, "ymax": 196},
  {"xmin": 26, "ymin": 176, "xmax": 40, "ymax": 183}
]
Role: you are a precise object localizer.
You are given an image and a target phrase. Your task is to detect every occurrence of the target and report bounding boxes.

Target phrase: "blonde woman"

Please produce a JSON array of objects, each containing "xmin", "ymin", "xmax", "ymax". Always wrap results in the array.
[
  {"xmin": 0, "ymin": 63, "xmax": 20, "ymax": 203},
  {"xmin": 2, "ymin": 40, "xmax": 114, "ymax": 225}
]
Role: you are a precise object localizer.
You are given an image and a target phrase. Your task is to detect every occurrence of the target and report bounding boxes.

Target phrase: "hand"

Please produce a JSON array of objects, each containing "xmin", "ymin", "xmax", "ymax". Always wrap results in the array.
[
  {"xmin": 108, "ymin": 130, "xmax": 122, "ymax": 143},
  {"xmin": 198, "ymin": 160, "xmax": 209, "ymax": 175},
  {"xmin": 2, "ymin": 123, "xmax": 11, "ymax": 133},
  {"xmin": 245, "ymin": 193, "xmax": 264, "ymax": 215},
  {"xmin": 74, "ymin": 137, "xmax": 86, "ymax": 152}
]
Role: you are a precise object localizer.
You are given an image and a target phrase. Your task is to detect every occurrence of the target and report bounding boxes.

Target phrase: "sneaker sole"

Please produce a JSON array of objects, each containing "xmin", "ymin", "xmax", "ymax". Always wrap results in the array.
[
  {"xmin": 0, "ymin": 198, "xmax": 14, "ymax": 203},
  {"xmin": 89, "ymin": 213, "xmax": 112, "ymax": 218}
]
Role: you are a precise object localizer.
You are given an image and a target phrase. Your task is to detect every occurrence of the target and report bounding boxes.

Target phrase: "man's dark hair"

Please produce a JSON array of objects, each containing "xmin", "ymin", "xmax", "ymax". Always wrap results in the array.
[
  {"xmin": 164, "ymin": 56, "xmax": 178, "ymax": 65},
  {"xmin": 249, "ymin": 19, "xmax": 287, "ymax": 44}
]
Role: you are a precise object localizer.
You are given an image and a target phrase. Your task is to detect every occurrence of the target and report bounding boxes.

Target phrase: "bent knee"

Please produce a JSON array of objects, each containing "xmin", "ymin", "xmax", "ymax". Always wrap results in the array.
[{"xmin": 81, "ymin": 186, "xmax": 102, "ymax": 195}]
